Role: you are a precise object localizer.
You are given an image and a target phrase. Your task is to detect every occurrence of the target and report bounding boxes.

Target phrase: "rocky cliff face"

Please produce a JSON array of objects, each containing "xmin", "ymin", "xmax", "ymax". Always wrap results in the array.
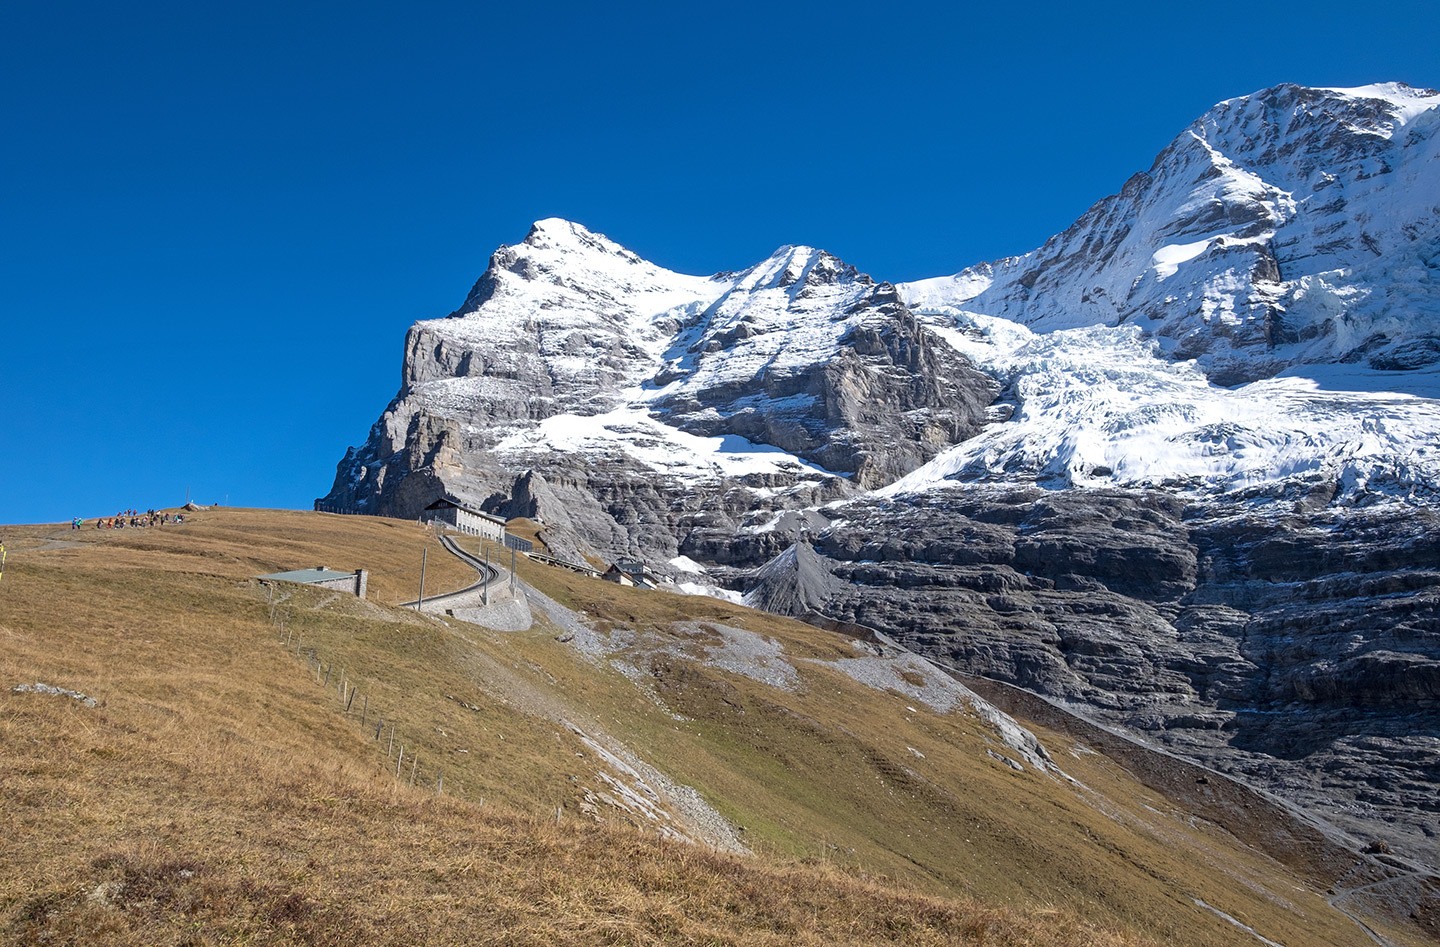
[
  {"xmin": 652, "ymin": 253, "xmax": 997, "ymax": 488},
  {"xmin": 323, "ymin": 82, "xmax": 1440, "ymax": 868},
  {"xmin": 743, "ymin": 487, "xmax": 1440, "ymax": 864}
]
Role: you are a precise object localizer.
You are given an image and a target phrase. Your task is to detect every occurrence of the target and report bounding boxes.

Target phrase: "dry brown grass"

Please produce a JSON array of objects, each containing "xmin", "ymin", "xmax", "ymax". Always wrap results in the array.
[
  {"xmin": 1, "ymin": 508, "xmax": 1150, "ymax": 946},
  {"xmin": 1, "ymin": 693, "xmax": 1140, "ymax": 946},
  {"xmin": 502, "ymin": 517, "xmax": 550, "ymax": 555},
  {"xmin": 0, "ymin": 507, "xmax": 1409, "ymax": 946},
  {"xmin": 471, "ymin": 538, "xmax": 1402, "ymax": 946}
]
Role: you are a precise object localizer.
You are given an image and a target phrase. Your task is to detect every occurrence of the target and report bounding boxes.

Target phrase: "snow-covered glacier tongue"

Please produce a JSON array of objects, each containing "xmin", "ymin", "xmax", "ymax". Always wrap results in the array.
[
  {"xmin": 880, "ymin": 313, "xmax": 1440, "ymax": 504},
  {"xmin": 323, "ymin": 84, "xmax": 1440, "ymax": 871}
]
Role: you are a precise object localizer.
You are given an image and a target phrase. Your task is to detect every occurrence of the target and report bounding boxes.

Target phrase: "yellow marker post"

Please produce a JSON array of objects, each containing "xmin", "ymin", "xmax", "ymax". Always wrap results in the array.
[{"xmin": 0, "ymin": 542, "xmax": 6, "ymax": 583}]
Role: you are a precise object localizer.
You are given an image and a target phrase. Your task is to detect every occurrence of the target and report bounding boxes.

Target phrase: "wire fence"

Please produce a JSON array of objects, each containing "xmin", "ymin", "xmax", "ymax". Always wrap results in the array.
[{"xmin": 265, "ymin": 596, "xmax": 450, "ymax": 796}]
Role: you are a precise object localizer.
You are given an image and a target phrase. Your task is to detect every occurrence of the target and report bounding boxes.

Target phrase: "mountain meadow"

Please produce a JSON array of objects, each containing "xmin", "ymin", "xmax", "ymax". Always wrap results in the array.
[{"xmin": 2, "ymin": 508, "xmax": 1431, "ymax": 945}]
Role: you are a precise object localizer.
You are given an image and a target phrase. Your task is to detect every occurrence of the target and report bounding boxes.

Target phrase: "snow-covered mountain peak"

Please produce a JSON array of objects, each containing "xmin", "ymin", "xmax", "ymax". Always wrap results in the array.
[
  {"xmin": 1204, "ymin": 81, "xmax": 1440, "ymax": 131},
  {"xmin": 1267, "ymin": 81, "xmax": 1440, "ymax": 128},
  {"xmin": 1190, "ymin": 81, "xmax": 1440, "ymax": 187},
  {"xmin": 1213, "ymin": 80, "xmax": 1439, "ymax": 114},
  {"xmin": 449, "ymin": 220, "xmax": 721, "ymax": 332},
  {"xmin": 733, "ymin": 245, "xmax": 871, "ymax": 293},
  {"xmin": 486, "ymin": 217, "xmax": 693, "ymax": 291},
  {"xmin": 901, "ymin": 80, "xmax": 1440, "ymax": 389},
  {"xmin": 389, "ymin": 223, "xmax": 728, "ymax": 439},
  {"xmin": 520, "ymin": 217, "xmax": 641, "ymax": 260},
  {"xmin": 333, "ymin": 218, "xmax": 998, "ymax": 518}
]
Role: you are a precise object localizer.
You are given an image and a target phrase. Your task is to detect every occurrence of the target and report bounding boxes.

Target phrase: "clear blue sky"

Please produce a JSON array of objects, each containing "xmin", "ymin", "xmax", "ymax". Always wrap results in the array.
[{"xmin": 3, "ymin": 0, "xmax": 1436, "ymax": 524}]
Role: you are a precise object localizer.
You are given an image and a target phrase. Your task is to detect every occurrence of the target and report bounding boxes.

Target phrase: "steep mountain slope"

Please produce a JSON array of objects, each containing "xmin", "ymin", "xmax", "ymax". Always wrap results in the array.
[
  {"xmin": 3, "ymin": 509, "xmax": 1432, "ymax": 945},
  {"xmin": 892, "ymin": 81, "xmax": 1440, "ymax": 499},
  {"xmin": 322, "ymin": 82, "xmax": 1440, "ymax": 873},
  {"xmin": 326, "ymin": 218, "xmax": 996, "ymax": 564}
]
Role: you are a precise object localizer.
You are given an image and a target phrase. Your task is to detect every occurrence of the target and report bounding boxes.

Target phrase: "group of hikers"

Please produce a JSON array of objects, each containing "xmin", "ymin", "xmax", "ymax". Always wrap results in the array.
[{"xmin": 77, "ymin": 509, "xmax": 184, "ymax": 530}]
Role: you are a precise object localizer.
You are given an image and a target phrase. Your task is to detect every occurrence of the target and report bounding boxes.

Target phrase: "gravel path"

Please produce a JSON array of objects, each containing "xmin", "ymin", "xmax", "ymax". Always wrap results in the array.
[{"xmin": 447, "ymin": 597, "xmax": 533, "ymax": 632}]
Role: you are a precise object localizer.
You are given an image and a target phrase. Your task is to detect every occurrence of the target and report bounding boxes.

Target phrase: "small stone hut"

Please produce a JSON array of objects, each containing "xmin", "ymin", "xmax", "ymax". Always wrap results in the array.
[{"xmin": 259, "ymin": 566, "xmax": 368, "ymax": 599}]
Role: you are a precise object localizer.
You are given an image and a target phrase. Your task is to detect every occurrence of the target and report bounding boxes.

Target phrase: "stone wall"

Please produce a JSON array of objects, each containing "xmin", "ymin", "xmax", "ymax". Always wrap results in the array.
[{"xmin": 309, "ymin": 570, "xmax": 367, "ymax": 599}]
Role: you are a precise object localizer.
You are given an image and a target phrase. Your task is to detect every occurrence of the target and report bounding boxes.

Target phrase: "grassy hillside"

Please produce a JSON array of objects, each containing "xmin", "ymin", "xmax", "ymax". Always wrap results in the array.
[{"xmin": 0, "ymin": 509, "xmax": 1422, "ymax": 945}]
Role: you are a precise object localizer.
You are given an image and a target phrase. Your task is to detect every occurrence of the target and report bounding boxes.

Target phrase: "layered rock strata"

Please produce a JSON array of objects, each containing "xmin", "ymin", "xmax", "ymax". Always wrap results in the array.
[{"xmin": 743, "ymin": 487, "xmax": 1440, "ymax": 865}]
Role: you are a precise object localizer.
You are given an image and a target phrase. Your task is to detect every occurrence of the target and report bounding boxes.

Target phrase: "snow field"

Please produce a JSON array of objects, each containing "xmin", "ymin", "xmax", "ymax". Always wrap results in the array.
[
  {"xmin": 492, "ymin": 400, "xmax": 837, "ymax": 486},
  {"xmin": 885, "ymin": 311, "xmax": 1440, "ymax": 501}
]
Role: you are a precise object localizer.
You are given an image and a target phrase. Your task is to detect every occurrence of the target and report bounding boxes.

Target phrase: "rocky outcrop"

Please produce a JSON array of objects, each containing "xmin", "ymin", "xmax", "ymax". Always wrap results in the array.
[
  {"xmin": 744, "ymin": 542, "xmax": 845, "ymax": 616},
  {"xmin": 656, "ymin": 278, "xmax": 998, "ymax": 488},
  {"xmin": 480, "ymin": 452, "xmax": 851, "ymax": 572}
]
